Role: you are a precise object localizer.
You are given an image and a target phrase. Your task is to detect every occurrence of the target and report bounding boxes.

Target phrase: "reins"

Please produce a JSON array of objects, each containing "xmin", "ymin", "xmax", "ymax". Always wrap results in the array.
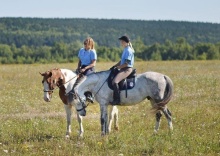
[
  {"xmin": 75, "ymin": 71, "xmax": 110, "ymax": 112},
  {"xmin": 93, "ymin": 76, "xmax": 109, "ymax": 97}
]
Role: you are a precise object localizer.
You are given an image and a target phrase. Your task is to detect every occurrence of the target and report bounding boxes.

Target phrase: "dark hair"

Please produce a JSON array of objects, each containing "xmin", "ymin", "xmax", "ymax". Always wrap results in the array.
[{"xmin": 118, "ymin": 35, "xmax": 130, "ymax": 43}]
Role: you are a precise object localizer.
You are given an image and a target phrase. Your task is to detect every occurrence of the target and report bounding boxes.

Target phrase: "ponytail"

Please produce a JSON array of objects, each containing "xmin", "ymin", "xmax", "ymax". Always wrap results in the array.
[{"xmin": 128, "ymin": 42, "xmax": 135, "ymax": 53}]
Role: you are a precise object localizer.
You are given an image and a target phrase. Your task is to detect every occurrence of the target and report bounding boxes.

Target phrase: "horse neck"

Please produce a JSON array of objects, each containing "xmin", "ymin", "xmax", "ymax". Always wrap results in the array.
[
  {"xmin": 77, "ymin": 70, "xmax": 110, "ymax": 97},
  {"xmin": 60, "ymin": 69, "xmax": 77, "ymax": 93}
]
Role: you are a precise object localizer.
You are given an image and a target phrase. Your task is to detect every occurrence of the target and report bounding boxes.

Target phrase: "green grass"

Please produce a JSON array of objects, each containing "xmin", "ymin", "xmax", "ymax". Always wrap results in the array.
[{"xmin": 0, "ymin": 61, "xmax": 220, "ymax": 156}]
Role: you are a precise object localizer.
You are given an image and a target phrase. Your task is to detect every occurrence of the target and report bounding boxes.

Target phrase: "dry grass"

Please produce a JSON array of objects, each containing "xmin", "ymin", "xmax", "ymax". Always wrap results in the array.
[{"xmin": 0, "ymin": 61, "xmax": 219, "ymax": 156}]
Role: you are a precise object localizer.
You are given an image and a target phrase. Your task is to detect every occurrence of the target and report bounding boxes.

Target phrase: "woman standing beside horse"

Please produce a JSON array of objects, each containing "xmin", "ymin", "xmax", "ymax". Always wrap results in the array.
[
  {"xmin": 77, "ymin": 37, "xmax": 97, "ymax": 75},
  {"xmin": 110, "ymin": 35, "xmax": 135, "ymax": 105}
]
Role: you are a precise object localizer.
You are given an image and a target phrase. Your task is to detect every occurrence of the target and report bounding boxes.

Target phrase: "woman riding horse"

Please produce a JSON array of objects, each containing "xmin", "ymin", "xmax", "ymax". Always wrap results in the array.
[
  {"xmin": 77, "ymin": 37, "xmax": 97, "ymax": 75},
  {"xmin": 110, "ymin": 35, "xmax": 135, "ymax": 105}
]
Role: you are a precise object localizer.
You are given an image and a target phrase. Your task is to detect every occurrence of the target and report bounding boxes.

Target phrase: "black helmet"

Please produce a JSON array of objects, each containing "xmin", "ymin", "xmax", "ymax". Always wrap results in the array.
[{"xmin": 118, "ymin": 35, "xmax": 130, "ymax": 43}]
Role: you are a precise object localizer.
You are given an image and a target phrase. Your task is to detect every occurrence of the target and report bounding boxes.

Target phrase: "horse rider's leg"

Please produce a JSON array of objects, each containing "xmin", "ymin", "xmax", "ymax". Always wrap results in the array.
[
  {"xmin": 113, "ymin": 68, "xmax": 133, "ymax": 84},
  {"xmin": 77, "ymin": 113, "xmax": 84, "ymax": 137},
  {"xmin": 100, "ymin": 103, "xmax": 109, "ymax": 136},
  {"xmin": 113, "ymin": 106, "xmax": 119, "ymax": 131},
  {"xmin": 64, "ymin": 104, "xmax": 72, "ymax": 138},
  {"xmin": 111, "ymin": 69, "xmax": 132, "ymax": 105},
  {"xmin": 154, "ymin": 111, "xmax": 162, "ymax": 133},
  {"xmin": 108, "ymin": 106, "xmax": 119, "ymax": 132},
  {"xmin": 162, "ymin": 106, "xmax": 173, "ymax": 131}
]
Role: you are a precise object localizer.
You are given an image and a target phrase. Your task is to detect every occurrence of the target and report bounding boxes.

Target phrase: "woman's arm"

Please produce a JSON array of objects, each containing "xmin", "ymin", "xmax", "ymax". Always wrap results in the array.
[
  {"xmin": 77, "ymin": 60, "xmax": 81, "ymax": 70},
  {"xmin": 117, "ymin": 50, "xmax": 133, "ymax": 69},
  {"xmin": 80, "ymin": 60, "xmax": 96, "ymax": 73},
  {"xmin": 110, "ymin": 61, "xmax": 121, "ymax": 70},
  {"xmin": 115, "ymin": 61, "xmax": 121, "ymax": 67},
  {"xmin": 116, "ymin": 62, "xmax": 128, "ymax": 69}
]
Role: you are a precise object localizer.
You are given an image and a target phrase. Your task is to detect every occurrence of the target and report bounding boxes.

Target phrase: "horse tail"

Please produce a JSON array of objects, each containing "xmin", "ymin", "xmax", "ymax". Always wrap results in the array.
[{"xmin": 153, "ymin": 75, "xmax": 174, "ymax": 111}]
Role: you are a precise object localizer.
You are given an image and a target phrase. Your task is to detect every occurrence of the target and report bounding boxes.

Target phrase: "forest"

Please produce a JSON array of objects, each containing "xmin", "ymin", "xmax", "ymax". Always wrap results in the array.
[{"xmin": 0, "ymin": 17, "xmax": 220, "ymax": 64}]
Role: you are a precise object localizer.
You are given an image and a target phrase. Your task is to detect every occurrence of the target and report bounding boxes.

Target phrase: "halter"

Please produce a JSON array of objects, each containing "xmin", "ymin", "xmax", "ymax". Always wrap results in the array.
[
  {"xmin": 43, "ymin": 75, "xmax": 78, "ymax": 96},
  {"xmin": 75, "ymin": 96, "xmax": 90, "ymax": 112},
  {"xmin": 75, "ymin": 92, "xmax": 90, "ymax": 112}
]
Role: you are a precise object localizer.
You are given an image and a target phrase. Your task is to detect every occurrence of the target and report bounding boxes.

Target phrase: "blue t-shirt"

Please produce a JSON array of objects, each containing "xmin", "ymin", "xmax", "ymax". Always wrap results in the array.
[
  {"xmin": 120, "ymin": 46, "xmax": 134, "ymax": 67},
  {"xmin": 78, "ymin": 48, "xmax": 97, "ymax": 66}
]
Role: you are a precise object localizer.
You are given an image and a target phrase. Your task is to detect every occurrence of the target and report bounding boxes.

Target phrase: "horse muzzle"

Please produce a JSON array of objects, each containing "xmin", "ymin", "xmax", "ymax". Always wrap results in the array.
[
  {"xmin": 43, "ymin": 90, "xmax": 53, "ymax": 102},
  {"xmin": 78, "ymin": 109, "xmax": 86, "ymax": 116},
  {"xmin": 44, "ymin": 96, "xmax": 51, "ymax": 102}
]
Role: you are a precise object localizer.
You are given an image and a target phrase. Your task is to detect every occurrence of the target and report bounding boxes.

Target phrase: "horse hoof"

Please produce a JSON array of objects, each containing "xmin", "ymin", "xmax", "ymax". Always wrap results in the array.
[
  {"xmin": 65, "ymin": 135, "xmax": 70, "ymax": 139},
  {"xmin": 101, "ymin": 132, "xmax": 105, "ymax": 137},
  {"xmin": 78, "ymin": 134, "xmax": 84, "ymax": 138},
  {"xmin": 154, "ymin": 130, "xmax": 158, "ymax": 134},
  {"xmin": 169, "ymin": 126, "xmax": 173, "ymax": 131}
]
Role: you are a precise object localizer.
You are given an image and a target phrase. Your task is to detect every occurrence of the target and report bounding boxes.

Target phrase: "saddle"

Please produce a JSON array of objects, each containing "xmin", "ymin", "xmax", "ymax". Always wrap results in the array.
[{"xmin": 108, "ymin": 68, "xmax": 136, "ymax": 97}]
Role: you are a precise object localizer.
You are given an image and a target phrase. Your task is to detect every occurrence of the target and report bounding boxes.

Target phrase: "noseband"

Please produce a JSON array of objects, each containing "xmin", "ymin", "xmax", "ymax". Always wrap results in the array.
[
  {"xmin": 43, "ymin": 88, "xmax": 55, "ymax": 99},
  {"xmin": 43, "ymin": 82, "xmax": 59, "ymax": 99},
  {"xmin": 43, "ymin": 89, "xmax": 54, "ymax": 93},
  {"xmin": 75, "ymin": 94, "xmax": 90, "ymax": 112}
]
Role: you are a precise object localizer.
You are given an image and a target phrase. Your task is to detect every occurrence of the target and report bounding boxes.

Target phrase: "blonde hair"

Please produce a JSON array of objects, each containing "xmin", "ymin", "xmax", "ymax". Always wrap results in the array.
[
  {"xmin": 128, "ymin": 42, "xmax": 135, "ymax": 53},
  {"xmin": 84, "ymin": 37, "xmax": 95, "ymax": 50}
]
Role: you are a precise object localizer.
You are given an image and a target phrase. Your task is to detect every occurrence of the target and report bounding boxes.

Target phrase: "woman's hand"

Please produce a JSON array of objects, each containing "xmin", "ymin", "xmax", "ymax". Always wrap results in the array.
[
  {"xmin": 80, "ymin": 68, "xmax": 86, "ymax": 73},
  {"xmin": 117, "ymin": 63, "xmax": 128, "ymax": 69}
]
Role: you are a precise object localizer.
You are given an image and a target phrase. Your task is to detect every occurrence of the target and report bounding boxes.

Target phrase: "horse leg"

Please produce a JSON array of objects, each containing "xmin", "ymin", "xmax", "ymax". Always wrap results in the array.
[
  {"xmin": 77, "ymin": 113, "xmax": 84, "ymax": 137},
  {"xmin": 108, "ymin": 106, "xmax": 114, "ymax": 133},
  {"xmin": 64, "ymin": 104, "xmax": 72, "ymax": 139},
  {"xmin": 108, "ymin": 106, "xmax": 119, "ymax": 132},
  {"xmin": 154, "ymin": 111, "xmax": 162, "ymax": 133},
  {"xmin": 162, "ymin": 107, "xmax": 173, "ymax": 131},
  {"xmin": 113, "ymin": 106, "xmax": 119, "ymax": 131},
  {"xmin": 100, "ymin": 104, "xmax": 109, "ymax": 136}
]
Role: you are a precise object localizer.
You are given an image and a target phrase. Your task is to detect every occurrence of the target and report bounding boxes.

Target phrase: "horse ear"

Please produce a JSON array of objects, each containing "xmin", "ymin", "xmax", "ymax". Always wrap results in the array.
[
  {"xmin": 49, "ymin": 71, "xmax": 52, "ymax": 77},
  {"xmin": 39, "ymin": 72, "xmax": 45, "ymax": 76}
]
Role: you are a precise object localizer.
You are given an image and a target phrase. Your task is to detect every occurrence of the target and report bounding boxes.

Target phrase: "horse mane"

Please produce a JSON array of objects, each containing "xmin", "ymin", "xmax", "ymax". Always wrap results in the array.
[
  {"xmin": 75, "ymin": 69, "xmax": 110, "ymax": 89},
  {"xmin": 92, "ymin": 69, "xmax": 110, "ymax": 75}
]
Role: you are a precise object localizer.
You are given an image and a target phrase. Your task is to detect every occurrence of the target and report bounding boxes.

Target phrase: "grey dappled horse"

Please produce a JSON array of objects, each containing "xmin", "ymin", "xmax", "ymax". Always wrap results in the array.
[{"xmin": 71, "ymin": 70, "xmax": 174, "ymax": 136}]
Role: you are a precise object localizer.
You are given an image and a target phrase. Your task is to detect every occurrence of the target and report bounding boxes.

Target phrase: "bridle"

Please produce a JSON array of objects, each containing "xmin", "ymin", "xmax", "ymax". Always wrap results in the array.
[
  {"xmin": 43, "ymin": 75, "xmax": 78, "ymax": 98},
  {"xmin": 75, "ymin": 95, "xmax": 90, "ymax": 112}
]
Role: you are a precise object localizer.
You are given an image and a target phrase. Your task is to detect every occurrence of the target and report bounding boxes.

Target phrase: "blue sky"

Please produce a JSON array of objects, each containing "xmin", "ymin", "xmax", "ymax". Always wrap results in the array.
[{"xmin": 0, "ymin": 0, "xmax": 219, "ymax": 23}]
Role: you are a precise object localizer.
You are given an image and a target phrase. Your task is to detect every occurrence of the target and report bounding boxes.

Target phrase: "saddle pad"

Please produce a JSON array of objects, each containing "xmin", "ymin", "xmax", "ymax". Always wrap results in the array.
[{"xmin": 107, "ymin": 69, "xmax": 136, "ymax": 91}]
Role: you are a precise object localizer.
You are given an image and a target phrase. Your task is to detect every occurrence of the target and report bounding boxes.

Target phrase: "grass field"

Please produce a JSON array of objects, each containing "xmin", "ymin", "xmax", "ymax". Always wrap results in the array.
[{"xmin": 0, "ymin": 61, "xmax": 219, "ymax": 156}]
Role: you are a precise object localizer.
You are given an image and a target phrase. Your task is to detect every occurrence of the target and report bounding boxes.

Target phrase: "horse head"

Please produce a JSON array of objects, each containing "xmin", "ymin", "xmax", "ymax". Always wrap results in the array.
[
  {"xmin": 71, "ymin": 77, "xmax": 93, "ymax": 116},
  {"xmin": 74, "ymin": 94, "xmax": 87, "ymax": 116},
  {"xmin": 40, "ymin": 68, "xmax": 65, "ymax": 102}
]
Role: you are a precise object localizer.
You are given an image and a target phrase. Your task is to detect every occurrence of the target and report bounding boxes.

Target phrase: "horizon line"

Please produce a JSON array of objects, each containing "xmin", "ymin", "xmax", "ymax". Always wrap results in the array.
[{"xmin": 0, "ymin": 16, "xmax": 219, "ymax": 24}]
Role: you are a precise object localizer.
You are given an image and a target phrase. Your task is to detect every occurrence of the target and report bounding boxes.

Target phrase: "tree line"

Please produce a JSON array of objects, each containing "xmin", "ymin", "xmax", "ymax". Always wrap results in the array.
[
  {"xmin": 0, "ymin": 18, "xmax": 220, "ymax": 64},
  {"xmin": 0, "ymin": 37, "xmax": 219, "ymax": 64},
  {"xmin": 1, "ymin": 18, "xmax": 220, "ymax": 47}
]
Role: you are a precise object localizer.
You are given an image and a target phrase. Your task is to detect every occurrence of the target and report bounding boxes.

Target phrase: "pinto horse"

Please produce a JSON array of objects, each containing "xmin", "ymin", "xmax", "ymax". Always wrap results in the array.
[
  {"xmin": 71, "ymin": 70, "xmax": 174, "ymax": 136},
  {"xmin": 40, "ymin": 68, "xmax": 119, "ymax": 138}
]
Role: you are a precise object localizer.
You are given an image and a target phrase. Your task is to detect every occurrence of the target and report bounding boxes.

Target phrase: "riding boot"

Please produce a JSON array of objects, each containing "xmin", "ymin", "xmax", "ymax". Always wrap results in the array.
[{"xmin": 110, "ymin": 83, "xmax": 121, "ymax": 105}]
